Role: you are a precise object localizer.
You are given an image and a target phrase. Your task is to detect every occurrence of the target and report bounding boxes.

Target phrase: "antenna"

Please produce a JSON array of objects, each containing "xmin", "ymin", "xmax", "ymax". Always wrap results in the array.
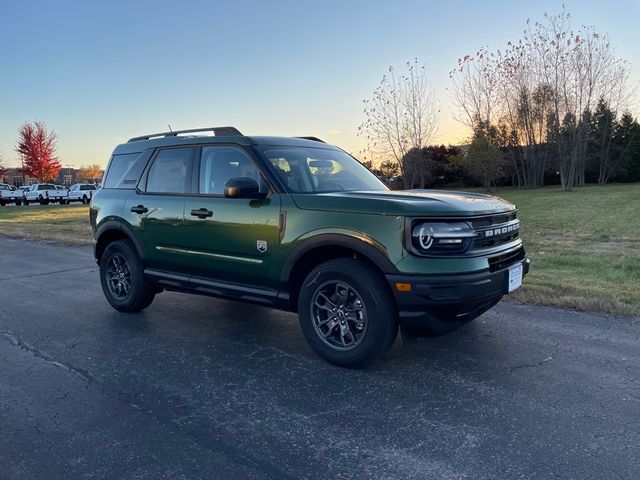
[{"xmin": 168, "ymin": 124, "xmax": 173, "ymax": 132}]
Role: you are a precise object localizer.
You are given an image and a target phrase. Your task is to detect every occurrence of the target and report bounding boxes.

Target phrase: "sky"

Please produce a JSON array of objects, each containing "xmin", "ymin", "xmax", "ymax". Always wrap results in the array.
[{"xmin": 1, "ymin": 0, "xmax": 638, "ymax": 169}]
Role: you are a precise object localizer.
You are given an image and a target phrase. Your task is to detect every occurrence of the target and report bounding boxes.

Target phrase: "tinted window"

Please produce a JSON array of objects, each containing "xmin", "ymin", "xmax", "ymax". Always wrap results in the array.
[
  {"xmin": 146, "ymin": 148, "xmax": 195, "ymax": 194},
  {"xmin": 199, "ymin": 146, "xmax": 264, "ymax": 195},
  {"xmin": 103, "ymin": 152, "xmax": 147, "ymax": 189},
  {"xmin": 80, "ymin": 185, "xmax": 95, "ymax": 191}
]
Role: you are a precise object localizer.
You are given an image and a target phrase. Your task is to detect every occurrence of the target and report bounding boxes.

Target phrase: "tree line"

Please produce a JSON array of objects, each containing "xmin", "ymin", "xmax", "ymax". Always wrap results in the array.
[{"xmin": 359, "ymin": 9, "xmax": 639, "ymax": 191}]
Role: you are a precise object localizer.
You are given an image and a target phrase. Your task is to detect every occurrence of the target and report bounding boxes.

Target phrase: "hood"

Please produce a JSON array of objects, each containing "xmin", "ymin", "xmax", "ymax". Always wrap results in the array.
[{"xmin": 291, "ymin": 189, "xmax": 516, "ymax": 217}]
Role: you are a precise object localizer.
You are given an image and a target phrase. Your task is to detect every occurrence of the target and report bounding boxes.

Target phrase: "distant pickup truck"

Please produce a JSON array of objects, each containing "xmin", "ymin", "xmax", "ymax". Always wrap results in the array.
[
  {"xmin": 24, "ymin": 183, "xmax": 66, "ymax": 205},
  {"xmin": 62, "ymin": 183, "xmax": 98, "ymax": 204},
  {"xmin": 0, "ymin": 183, "xmax": 23, "ymax": 206}
]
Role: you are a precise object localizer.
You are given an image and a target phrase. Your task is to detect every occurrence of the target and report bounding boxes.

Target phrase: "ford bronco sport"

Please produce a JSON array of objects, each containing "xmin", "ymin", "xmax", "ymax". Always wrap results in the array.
[{"xmin": 91, "ymin": 126, "xmax": 529, "ymax": 367}]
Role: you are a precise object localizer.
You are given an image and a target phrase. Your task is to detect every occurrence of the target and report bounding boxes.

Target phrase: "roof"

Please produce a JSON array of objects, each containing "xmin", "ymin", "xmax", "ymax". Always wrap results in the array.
[{"xmin": 112, "ymin": 127, "xmax": 339, "ymax": 156}]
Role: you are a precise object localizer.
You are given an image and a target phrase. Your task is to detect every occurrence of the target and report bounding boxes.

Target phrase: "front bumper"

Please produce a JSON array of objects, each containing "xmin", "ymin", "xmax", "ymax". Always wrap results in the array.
[{"xmin": 386, "ymin": 257, "xmax": 530, "ymax": 326}]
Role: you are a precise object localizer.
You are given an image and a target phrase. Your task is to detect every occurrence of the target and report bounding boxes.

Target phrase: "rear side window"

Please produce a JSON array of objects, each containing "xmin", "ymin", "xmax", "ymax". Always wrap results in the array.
[
  {"xmin": 103, "ymin": 151, "xmax": 149, "ymax": 189},
  {"xmin": 146, "ymin": 148, "xmax": 195, "ymax": 194},
  {"xmin": 80, "ymin": 185, "xmax": 95, "ymax": 191}
]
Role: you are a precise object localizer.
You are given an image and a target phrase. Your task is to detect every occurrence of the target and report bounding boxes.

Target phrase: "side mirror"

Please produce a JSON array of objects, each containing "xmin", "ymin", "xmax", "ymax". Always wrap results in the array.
[{"xmin": 224, "ymin": 177, "xmax": 267, "ymax": 199}]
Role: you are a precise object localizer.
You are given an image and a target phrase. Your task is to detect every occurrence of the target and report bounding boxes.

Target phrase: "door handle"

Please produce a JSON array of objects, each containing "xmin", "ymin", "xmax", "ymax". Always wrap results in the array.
[
  {"xmin": 190, "ymin": 208, "xmax": 213, "ymax": 219},
  {"xmin": 131, "ymin": 205, "xmax": 148, "ymax": 214}
]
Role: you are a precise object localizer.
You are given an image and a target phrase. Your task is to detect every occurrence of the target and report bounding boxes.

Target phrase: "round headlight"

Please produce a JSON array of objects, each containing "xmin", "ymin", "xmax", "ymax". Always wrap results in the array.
[
  {"xmin": 411, "ymin": 221, "xmax": 476, "ymax": 255},
  {"xmin": 416, "ymin": 225, "xmax": 435, "ymax": 250}
]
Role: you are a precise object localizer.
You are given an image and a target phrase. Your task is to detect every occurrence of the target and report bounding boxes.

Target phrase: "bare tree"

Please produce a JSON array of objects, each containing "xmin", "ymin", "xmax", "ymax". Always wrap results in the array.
[
  {"xmin": 359, "ymin": 59, "xmax": 438, "ymax": 188},
  {"xmin": 450, "ymin": 8, "xmax": 633, "ymax": 191}
]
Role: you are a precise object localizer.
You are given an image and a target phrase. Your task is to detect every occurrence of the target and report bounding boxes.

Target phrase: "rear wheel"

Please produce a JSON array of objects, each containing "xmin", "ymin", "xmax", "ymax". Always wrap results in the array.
[
  {"xmin": 15, "ymin": 199, "xmax": 22, "ymax": 206},
  {"xmin": 82, "ymin": 195, "xmax": 89, "ymax": 204},
  {"xmin": 298, "ymin": 258, "xmax": 398, "ymax": 368},
  {"xmin": 100, "ymin": 240, "xmax": 156, "ymax": 312}
]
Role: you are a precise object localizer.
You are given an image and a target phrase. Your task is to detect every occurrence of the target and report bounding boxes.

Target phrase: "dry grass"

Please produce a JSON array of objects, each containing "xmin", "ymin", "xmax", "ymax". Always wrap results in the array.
[{"xmin": 0, "ymin": 204, "xmax": 92, "ymax": 245}]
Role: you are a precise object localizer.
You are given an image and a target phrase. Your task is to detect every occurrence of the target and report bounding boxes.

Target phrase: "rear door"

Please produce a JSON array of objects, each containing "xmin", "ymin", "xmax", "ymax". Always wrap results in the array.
[
  {"xmin": 123, "ymin": 147, "xmax": 196, "ymax": 273},
  {"xmin": 182, "ymin": 145, "xmax": 281, "ymax": 288}
]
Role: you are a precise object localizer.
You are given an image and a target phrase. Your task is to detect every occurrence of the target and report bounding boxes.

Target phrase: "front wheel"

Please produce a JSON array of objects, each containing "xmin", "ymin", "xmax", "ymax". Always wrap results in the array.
[
  {"xmin": 82, "ymin": 195, "xmax": 89, "ymax": 204},
  {"xmin": 100, "ymin": 240, "xmax": 156, "ymax": 312},
  {"xmin": 15, "ymin": 199, "xmax": 22, "ymax": 206},
  {"xmin": 298, "ymin": 258, "xmax": 398, "ymax": 368}
]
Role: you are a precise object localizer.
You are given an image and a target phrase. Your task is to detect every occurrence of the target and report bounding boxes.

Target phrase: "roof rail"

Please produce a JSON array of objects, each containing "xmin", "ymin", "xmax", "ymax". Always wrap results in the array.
[
  {"xmin": 296, "ymin": 136, "xmax": 326, "ymax": 143},
  {"xmin": 128, "ymin": 126, "xmax": 243, "ymax": 143}
]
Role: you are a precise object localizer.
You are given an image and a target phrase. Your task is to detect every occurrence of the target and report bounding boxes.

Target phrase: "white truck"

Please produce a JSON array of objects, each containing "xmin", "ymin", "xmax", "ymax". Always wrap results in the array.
[
  {"xmin": 24, "ymin": 183, "xmax": 65, "ymax": 205},
  {"xmin": 63, "ymin": 183, "xmax": 97, "ymax": 204},
  {"xmin": 0, "ymin": 183, "xmax": 23, "ymax": 206}
]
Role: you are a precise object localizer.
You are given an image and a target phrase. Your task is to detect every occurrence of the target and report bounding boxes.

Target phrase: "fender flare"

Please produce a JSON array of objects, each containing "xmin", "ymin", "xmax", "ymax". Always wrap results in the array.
[
  {"xmin": 281, "ymin": 233, "xmax": 397, "ymax": 283},
  {"xmin": 94, "ymin": 220, "xmax": 145, "ymax": 261}
]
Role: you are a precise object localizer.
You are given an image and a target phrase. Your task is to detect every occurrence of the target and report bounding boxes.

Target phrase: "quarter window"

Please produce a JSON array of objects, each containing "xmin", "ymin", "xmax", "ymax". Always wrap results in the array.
[{"xmin": 146, "ymin": 148, "xmax": 195, "ymax": 194}]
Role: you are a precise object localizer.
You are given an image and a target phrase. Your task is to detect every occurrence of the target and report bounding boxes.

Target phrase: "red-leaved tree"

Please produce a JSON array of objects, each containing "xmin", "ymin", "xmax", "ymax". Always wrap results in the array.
[{"xmin": 16, "ymin": 121, "xmax": 61, "ymax": 181}]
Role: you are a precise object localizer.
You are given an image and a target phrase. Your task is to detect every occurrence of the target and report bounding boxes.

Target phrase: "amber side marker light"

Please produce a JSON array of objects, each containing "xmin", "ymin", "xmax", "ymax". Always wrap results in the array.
[{"xmin": 395, "ymin": 282, "xmax": 412, "ymax": 292}]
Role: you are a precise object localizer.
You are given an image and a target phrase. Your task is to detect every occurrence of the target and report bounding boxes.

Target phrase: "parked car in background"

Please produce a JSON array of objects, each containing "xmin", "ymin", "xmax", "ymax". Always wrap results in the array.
[
  {"xmin": 24, "ymin": 183, "xmax": 64, "ymax": 205},
  {"xmin": 0, "ymin": 183, "xmax": 23, "ymax": 206},
  {"xmin": 64, "ymin": 183, "xmax": 97, "ymax": 204}
]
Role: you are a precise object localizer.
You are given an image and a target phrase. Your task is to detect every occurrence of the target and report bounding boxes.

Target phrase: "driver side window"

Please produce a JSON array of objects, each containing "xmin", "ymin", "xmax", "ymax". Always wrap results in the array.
[{"xmin": 199, "ymin": 146, "xmax": 266, "ymax": 195}]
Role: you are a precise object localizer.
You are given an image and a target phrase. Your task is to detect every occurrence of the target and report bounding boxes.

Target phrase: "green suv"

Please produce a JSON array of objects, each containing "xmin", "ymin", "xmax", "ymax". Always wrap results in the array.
[{"xmin": 91, "ymin": 126, "xmax": 529, "ymax": 367}]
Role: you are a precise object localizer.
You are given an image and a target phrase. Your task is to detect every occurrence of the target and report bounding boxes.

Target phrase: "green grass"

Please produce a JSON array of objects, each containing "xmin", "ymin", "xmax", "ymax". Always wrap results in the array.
[
  {"xmin": 0, "ymin": 204, "xmax": 92, "ymax": 246},
  {"xmin": 1, "ymin": 184, "xmax": 638, "ymax": 316},
  {"xmin": 482, "ymin": 183, "xmax": 640, "ymax": 316}
]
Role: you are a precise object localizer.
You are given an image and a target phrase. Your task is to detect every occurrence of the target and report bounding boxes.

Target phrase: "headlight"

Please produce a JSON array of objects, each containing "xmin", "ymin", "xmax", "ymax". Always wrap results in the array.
[{"xmin": 411, "ymin": 221, "xmax": 476, "ymax": 255}]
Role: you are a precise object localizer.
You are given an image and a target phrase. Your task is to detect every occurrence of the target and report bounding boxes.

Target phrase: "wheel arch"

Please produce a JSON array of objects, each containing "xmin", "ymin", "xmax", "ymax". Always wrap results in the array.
[
  {"xmin": 94, "ymin": 221, "xmax": 145, "ymax": 264},
  {"xmin": 282, "ymin": 233, "xmax": 397, "ymax": 311}
]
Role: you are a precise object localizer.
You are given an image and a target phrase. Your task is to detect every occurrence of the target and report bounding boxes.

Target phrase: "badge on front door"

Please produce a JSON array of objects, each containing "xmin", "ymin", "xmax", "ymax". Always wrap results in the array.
[{"xmin": 257, "ymin": 240, "xmax": 268, "ymax": 253}]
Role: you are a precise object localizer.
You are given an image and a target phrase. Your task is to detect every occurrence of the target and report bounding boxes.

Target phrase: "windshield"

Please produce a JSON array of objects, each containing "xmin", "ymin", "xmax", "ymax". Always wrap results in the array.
[{"xmin": 261, "ymin": 147, "xmax": 388, "ymax": 193}]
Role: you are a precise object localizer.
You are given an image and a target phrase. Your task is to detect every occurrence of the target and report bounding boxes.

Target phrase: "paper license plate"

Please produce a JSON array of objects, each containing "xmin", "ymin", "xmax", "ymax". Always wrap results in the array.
[{"xmin": 508, "ymin": 263, "xmax": 523, "ymax": 293}]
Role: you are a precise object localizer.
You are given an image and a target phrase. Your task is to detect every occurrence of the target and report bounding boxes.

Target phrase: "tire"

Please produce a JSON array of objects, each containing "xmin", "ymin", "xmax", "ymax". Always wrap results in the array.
[
  {"xmin": 298, "ymin": 258, "xmax": 398, "ymax": 368},
  {"xmin": 0, "ymin": 201, "xmax": 5, "ymax": 207},
  {"xmin": 82, "ymin": 195, "xmax": 88, "ymax": 204},
  {"xmin": 24, "ymin": 199, "xmax": 30, "ymax": 206},
  {"xmin": 15, "ymin": 199, "xmax": 22, "ymax": 206},
  {"xmin": 99, "ymin": 239, "xmax": 156, "ymax": 313},
  {"xmin": 404, "ymin": 296, "xmax": 502, "ymax": 337}
]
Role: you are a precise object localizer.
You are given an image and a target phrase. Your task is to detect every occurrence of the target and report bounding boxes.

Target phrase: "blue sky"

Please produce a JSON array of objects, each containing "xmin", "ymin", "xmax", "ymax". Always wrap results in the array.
[{"xmin": 1, "ymin": 0, "xmax": 638, "ymax": 168}]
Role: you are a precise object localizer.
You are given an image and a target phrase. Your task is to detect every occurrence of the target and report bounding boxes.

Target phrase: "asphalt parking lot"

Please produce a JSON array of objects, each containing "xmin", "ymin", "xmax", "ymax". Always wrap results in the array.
[{"xmin": 0, "ymin": 236, "xmax": 638, "ymax": 480}]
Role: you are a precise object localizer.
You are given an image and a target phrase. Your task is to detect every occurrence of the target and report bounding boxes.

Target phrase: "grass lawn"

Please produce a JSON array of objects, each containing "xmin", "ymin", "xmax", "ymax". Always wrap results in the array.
[
  {"xmin": 485, "ymin": 183, "xmax": 640, "ymax": 316},
  {"xmin": 0, "ymin": 204, "xmax": 92, "ymax": 246},
  {"xmin": 0, "ymin": 183, "xmax": 638, "ymax": 316}
]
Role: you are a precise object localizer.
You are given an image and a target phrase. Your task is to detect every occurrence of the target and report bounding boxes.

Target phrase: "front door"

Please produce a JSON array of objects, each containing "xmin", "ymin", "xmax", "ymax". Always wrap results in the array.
[{"xmin": 182, "ymin": 145, "xmax": 281, "ymax": 288}]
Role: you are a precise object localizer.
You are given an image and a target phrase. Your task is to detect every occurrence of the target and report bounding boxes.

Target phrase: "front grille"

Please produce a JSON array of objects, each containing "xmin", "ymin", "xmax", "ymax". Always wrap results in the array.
[
  {"xmin": 470, "ymin": 212, "xmax": 520, "ymax": 250},
  {"xmin": 488, "ymin": 247, "xmax": 525, "ymax": 272}
]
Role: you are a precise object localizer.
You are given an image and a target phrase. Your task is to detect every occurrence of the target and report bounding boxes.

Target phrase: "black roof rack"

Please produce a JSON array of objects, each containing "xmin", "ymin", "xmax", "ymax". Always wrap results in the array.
[
  {"xmin": 296, "ymin": 136, "xmax": 326, "ymax": 143},
  {"xmin": 128, "ymin": 126, "xmax": 243, "ymax": 143}
]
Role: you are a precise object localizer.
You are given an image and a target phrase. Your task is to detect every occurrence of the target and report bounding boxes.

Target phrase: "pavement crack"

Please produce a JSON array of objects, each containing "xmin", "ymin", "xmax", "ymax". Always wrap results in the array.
[
  {"xmin": 509, "ymin": 355, "xmax": 553, "ymax": 372},
  {"xmin": 1, "ymin": 329, "xmax": 96, "ymax": 385},
  {"xmin": 0, "ymin": 266, "xmax": 97, "ymax": 283}
]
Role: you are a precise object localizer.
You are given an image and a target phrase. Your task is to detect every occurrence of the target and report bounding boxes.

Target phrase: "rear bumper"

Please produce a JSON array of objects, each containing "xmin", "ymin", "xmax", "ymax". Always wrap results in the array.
[{"xmin": 386, "ymin": 257, "xmax": 530, "ymax": 326}]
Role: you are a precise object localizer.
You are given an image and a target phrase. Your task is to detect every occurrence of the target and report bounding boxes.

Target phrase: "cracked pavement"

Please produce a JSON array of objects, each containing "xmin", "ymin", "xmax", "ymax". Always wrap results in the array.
[{"xmin": 0, "ymin": 236, "xmax": 639, "ymax": 479}]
